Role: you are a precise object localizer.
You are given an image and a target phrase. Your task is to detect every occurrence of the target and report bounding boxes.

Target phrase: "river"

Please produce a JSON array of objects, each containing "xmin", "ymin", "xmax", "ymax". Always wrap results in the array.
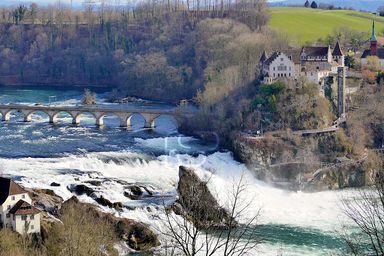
[{"xmin": 0, "ymin": 86, "xmax": 356, "ymax": 255}]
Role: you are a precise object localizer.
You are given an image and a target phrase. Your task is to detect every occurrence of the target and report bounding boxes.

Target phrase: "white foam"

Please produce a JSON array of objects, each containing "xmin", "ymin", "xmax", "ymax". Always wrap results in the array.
[{"xmin": 0, "ymin": 148, "xmax": 356, "ymax": 255}]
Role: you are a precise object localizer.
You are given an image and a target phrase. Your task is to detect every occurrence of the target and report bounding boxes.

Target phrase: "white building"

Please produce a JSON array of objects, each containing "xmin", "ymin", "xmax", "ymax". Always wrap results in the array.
[
  {"xmin": 259, "ymin": 51, "xmax": 299, "ymax": 84},
  {"xmin": 0, "ymin": 177, "xmax": 41, "ymax": 235},
  {"xmin": 259, "ymin": 42, "xmax": 344, "ymax": 85}
]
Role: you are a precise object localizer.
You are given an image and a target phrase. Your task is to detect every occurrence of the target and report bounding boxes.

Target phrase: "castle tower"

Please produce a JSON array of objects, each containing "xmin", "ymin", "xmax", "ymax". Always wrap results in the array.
[
  {"xmin": 370, "ymin": 21, "xmax": 378, "ymax": 56},
  {"xmin": 337, "ymin": 67, "xmax": 346, "ymax": 118},
  {"xmin": 332, "ymin": 41, "xmax": 344, "ymax": 66},
  {"xmin": 259, "ymin": 50, "xmax": 267, "ymax": 74}
]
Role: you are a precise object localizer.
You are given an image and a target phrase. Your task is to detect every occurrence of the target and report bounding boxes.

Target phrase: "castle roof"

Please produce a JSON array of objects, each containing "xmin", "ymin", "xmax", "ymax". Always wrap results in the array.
[
  {"xmin": 259, "ymin": 50, "xmax": 267, "ymax": 62},
  {"xmin": 9, "ymin": 200, "xmax": 40, "ymax": 215},
  {"xmin": 284, "ymin": 49, "xmax": 301, "ymax": 64},
  {"xmin": 0, "ymin": 177, "xmax": 27, "ymax": 205},
  {"xmin": 301, "ymin": 46, "xmax": 330, "ymax": 57},
  {"xmin": 332, "ymin": 42, "xmax": 343, "ymax": 56},
  {"xmin": 263, "ymin": 52, "xmax": 280, "ymax": 66},
  {"xmin": 361, "ymin": 48, "xmax": 384, "ymax": 59}
]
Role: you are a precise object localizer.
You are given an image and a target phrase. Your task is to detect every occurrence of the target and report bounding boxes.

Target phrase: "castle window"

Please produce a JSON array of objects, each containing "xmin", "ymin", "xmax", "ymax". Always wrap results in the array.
[
  {"xmin": 11, "ymin": 196, "xmax": 15, "ymax": 201},
  {"xmin": 21, "ymin": 215, "xmax": 27, "ymax": 221},
  {"xmin": 281, "ymin": 58, "xmax": 284, "ymax": 61},
  {"xmin": 7, "ymin": 205, "xmax": 11, "ymax": 210},
  {"xmin": 30, "ymin": 215, "xmax": 34, "ymax": 220},
  {"xmin": 273, "ymin": 67, "xmax": 275, "ymax": 71},
  {"xmin": 22, "ymin": 194, "xmax": 25, "ymax": 199},
  {"xmin": 289, "ymin": 73, "xmax": 291, "ymax": 77}
]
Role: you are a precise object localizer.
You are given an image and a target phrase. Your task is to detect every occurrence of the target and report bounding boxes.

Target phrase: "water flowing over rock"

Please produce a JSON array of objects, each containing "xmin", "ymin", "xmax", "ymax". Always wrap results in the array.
[{"xmin": 175, "ymin": 166, "xmax": 236, "ymax": 229}]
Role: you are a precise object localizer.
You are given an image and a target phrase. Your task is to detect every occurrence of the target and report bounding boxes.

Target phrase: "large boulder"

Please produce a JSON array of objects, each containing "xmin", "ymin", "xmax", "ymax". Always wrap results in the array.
[
  {"xmin": 115, "ymin": 219, "xmax": 160, "ymax": 251},
  {"xmin": 176, "ymin": 166, "xmax": 236, "ymax": 229},
  {"xmin": 67, "ymin": 184, "xmax": 95, "ymax": 196},
  {"xmin": 124, "ymin": 185, "xmax": 144, "ymax": 200}
]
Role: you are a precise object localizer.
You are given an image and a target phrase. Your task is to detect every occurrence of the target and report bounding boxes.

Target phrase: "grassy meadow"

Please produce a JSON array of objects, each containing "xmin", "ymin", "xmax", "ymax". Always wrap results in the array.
[{"xmin": 270, "ymin": 8, "xmax": 384, "ymax": 44}]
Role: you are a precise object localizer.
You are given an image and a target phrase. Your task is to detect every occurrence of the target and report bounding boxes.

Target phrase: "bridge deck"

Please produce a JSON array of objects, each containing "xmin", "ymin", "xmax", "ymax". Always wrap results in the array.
[{"xmin": 0, "ymin": 104, "xmax": 187, "ymax": 115}]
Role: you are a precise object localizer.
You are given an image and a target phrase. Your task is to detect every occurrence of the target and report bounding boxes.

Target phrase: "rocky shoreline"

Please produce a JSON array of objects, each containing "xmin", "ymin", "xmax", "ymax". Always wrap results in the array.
[{"xmin": 232, "ymin": 135, "xmax": 380, "ymax": 192}]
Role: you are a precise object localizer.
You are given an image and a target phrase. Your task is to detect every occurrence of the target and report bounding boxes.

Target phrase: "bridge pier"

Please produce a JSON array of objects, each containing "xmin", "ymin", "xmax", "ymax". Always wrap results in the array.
[
  {"xmin": 142, "ymin": 113, "xmax": 157, "ymax": 129},
  {"xmin": 23, "ymin": 111, "xmax": 32, "ymax": 122},
  {"xmin": 72, "ymin": 116, "xmax": 80, "ymax": 125},
  {"xmin": 49, "ymin": 115, "xmax": 56, "ymax": 124},
  {"xmin": 96, "ymin": 116, "xmax": 104, "ymax": 127},
  {"xmin": 1, "ymin": 111, "xmax": 10, "ymax": 122}
]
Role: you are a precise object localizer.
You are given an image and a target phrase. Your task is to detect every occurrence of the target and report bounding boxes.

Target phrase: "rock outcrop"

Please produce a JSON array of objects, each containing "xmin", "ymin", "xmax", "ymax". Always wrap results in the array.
[
  {"xmin": 29, "ymin": 189, "xmax": 160, "ymax": 251},
  {"xmin": 175, "ymin": 166, "xmax": 236, "ymax": 229},
  {"xmin": 26, "ymin": 188, "xmax": 64, "ymax": 216},
  {"xmin": 62, "ymin": 197, "xmax": 160, "ymax": 251}
]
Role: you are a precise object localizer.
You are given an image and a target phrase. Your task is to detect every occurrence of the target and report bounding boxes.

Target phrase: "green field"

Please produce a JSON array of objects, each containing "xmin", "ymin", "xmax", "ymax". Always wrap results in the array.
[{"xmin": 270, "ymin": 8, "xmax": 384, "ymax": 44}]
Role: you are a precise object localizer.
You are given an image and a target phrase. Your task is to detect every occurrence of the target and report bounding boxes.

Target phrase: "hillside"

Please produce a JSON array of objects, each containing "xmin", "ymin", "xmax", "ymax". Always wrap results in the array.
[
  {"xmin": 271, "ymin": 0, "xmax": 383, "ymax": 12},
  {"xmin": 270, "ymin": 7, "xmax": 384, "ymax": 44}
]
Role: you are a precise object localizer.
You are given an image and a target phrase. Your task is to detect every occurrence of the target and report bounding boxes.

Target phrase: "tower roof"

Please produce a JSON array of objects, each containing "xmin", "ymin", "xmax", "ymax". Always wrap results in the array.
[
  {"xmin": 371, "ymin": 20, "xmax": 377, "ymax": 42},
  {"xmin": 332, "ymin": 41, "xmax": 343, "ymax": 56},
  {"xmin": 259, "ymin": 50, "xmax": 267, "ymax": 62}
]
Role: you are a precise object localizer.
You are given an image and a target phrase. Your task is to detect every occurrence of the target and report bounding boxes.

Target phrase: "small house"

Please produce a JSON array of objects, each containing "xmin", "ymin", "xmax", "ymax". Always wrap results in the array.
[{"xmin": 0, "ymin": 177, "xmax": 41, "ymax": 235}]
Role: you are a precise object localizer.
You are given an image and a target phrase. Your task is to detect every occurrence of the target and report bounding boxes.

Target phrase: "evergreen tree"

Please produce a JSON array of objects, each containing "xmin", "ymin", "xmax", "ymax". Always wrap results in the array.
[
  {"xmin": 304, "ymin": 0, "xmax": 310, "ymax": 7},
  {"xmin": 311, "ymin": 1, "xmax": 318, "ymax": 8}
]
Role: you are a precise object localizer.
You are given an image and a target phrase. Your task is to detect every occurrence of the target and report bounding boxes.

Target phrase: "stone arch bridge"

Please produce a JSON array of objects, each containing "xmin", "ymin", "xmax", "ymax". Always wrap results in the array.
[{"xmin": 0, "ymin": 104, "xmax": 194, "ymax": 128}]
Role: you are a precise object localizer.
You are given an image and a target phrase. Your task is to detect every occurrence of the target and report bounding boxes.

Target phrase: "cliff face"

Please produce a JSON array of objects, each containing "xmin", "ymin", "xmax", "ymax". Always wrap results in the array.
[
  {"xmin": 174, "ymin": 166, "xmax": 236, "ymax": 229},
  {"xmin": 232, "ymin": 135, "xmax": 379, "ymax": 192}
]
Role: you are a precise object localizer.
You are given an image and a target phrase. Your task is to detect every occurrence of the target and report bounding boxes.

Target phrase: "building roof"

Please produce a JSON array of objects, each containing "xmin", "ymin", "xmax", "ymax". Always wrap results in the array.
[
  {"xmin": 259, "ymin": 50, "xmax": 267, "ymax": 62},
  {"xmin": 284, "ymin": 49, "xmax": 302, "ymax": 64},
  {"xmin": 361, "ymin": 48, "xmax": 384, "ymax": 59},
  {"xmin": 263, "ymin": 51, "xmax": 280, "ymax": 66},
  {"xmin": 9, "ymin": 200, "xmax": 40, "ymax": 215},
  {"xmin": 301, "ymin": 46, "xmax": 330, "ymax": 57},
  {"xmin": 371, "ymin": 20, "xmax": 377, "ymax": 42},
  {"xmin": 0, "ymin": 177, "xmax": 27, "ymax": 205},
  {"xmin": 332, "ymin": 42, "xmax": 343, "ymax": 56}
]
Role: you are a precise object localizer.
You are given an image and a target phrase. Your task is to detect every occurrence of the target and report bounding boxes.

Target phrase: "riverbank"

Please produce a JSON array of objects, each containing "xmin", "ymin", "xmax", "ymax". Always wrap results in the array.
[{"xmin": 232, "ymin": 133, "xmax": 382, "ymax": 192}]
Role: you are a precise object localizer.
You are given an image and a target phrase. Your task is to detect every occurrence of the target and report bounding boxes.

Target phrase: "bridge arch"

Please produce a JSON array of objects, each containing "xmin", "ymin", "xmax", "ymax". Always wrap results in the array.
[
  {"xmin": 24, "ymin": 110, "xmax": 52, "ymax": 123},
  {"xmin": 51, "ymin": 111, "xmax": 74, "ymax": 124},
  {"xmin": 71, "ymin": 112, "xmax": 98, "ymax": 126},
  {"xmin": 152, "ymin": 114, "xmax": 179, "ymax": 131},
  {"xmin": 2, "ymin": 109, "xmax": 24, "ymax": 122},
  {"xmin": 125, "ymin": 113, "xmax": 160, "ymax": 129},
  {"xmin": 95, "ymin": 112, "xmax": 123, "ymax": 127}
]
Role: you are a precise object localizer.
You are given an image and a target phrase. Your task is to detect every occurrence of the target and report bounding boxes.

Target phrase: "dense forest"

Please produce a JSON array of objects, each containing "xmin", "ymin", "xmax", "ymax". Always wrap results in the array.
[{"xmin": 0, "ymin": 0, "xmax": 271, "ymax": 101}]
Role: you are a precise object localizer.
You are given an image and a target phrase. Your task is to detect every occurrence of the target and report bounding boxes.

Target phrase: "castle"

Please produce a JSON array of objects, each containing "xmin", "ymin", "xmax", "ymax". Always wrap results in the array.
[{"xmin": 259, "ymin": 42, "xmax": 344, "ymax": 85}]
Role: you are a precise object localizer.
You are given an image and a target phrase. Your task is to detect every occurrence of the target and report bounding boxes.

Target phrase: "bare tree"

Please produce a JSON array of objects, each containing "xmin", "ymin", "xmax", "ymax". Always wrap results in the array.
[
  {"xmin": 161, "ymin": 171, "xmax": 260, "ymax": 256},
  {"xmin": 341, "ymin": 167, "xmax": 384, "ymax": 256}
]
